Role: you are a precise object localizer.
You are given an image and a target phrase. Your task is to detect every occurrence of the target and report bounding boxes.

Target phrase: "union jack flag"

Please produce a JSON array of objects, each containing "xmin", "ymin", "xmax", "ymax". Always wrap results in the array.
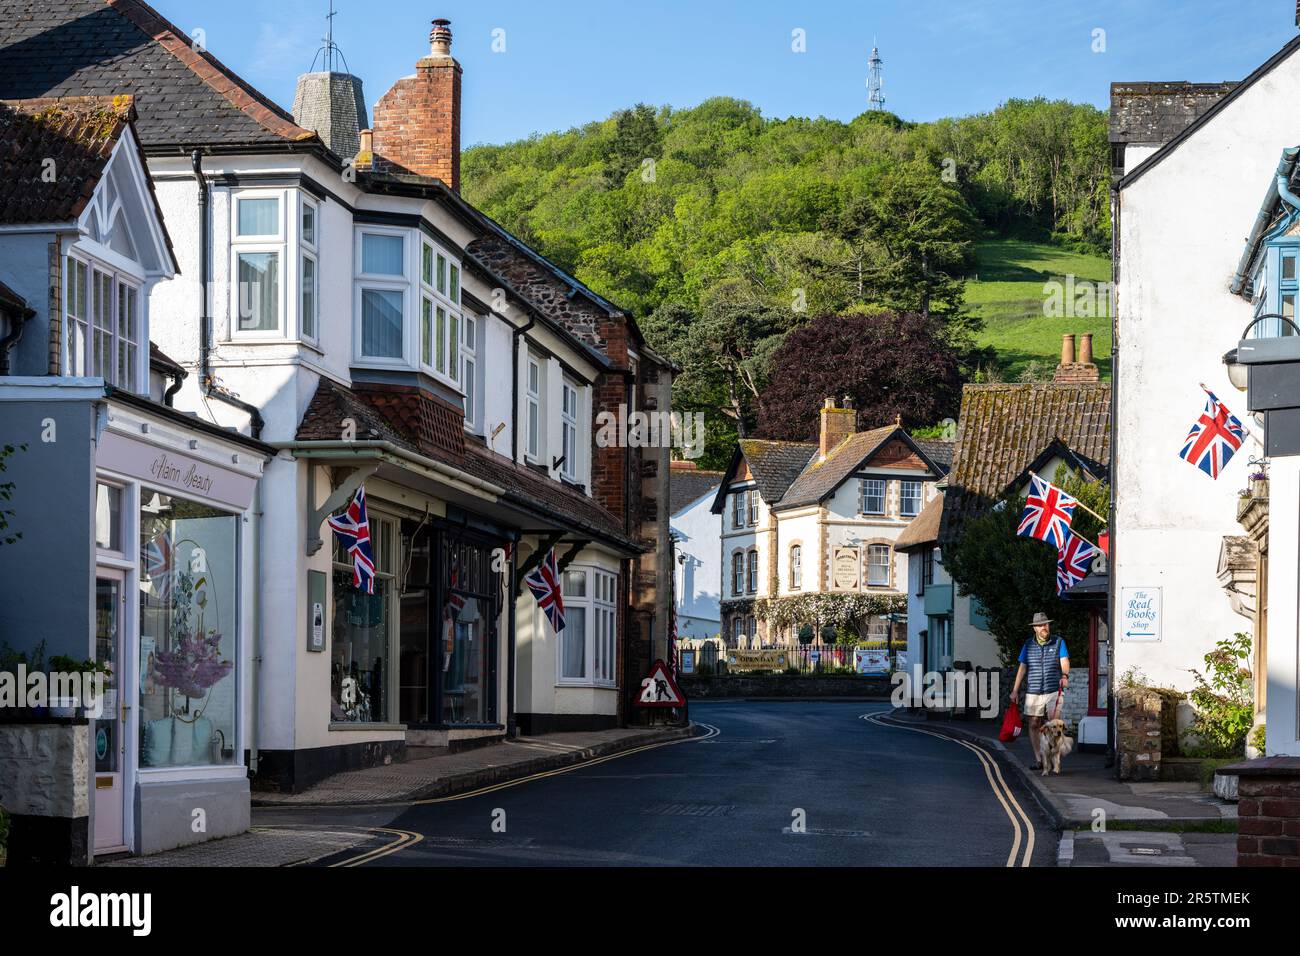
[
  {"xmin": 143, "ymin": 530, "xmax": 173, "ymax": 601},
  {"xmin": 1179, "ymin": 386, "xmax": 1246, "ymax": 479},
  {"xmin": 1056, "ymin": 529, "xmax": 1101, "ymax": 595},
  {"xmin": 1017, "ymin": 474, "xmax": 1078, "ymax": 548},
  {"xmin": 327, "ymin": 486, "xmax": 376, "ymax": 594},
  {"xmin": 523, "ymin": 547, "xmax": 565, "ymax": 633}
]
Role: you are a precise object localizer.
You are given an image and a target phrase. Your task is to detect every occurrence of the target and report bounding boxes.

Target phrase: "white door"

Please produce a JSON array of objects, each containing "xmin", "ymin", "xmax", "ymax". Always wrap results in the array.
[{"xmin": 93, "ymin": 570, "xmax": 127, "ymax": 852}]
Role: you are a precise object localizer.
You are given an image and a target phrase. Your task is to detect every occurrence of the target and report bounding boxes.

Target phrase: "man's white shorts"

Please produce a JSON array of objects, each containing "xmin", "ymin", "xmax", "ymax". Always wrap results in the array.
[{"xmin": 1024, "ymin": 692, "xmax": 1059, "ymax": 718}]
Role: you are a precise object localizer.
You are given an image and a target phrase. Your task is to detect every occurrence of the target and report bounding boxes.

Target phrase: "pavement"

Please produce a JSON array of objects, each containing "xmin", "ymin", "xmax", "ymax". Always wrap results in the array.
[{"xmin": 895, "ymin": 711, "xmax": 1239, "ymax": 867}]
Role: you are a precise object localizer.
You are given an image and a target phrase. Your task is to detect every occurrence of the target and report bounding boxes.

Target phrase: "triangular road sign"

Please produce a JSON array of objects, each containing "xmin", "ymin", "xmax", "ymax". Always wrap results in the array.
[{"xmin": 635, "ymin": 659, "xmax": 684, "ymax": 707}]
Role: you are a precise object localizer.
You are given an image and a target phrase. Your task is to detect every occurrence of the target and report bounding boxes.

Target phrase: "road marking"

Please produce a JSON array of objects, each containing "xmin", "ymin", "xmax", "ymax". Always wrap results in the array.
[{"xmin": 861, "ymin": 710, "xmax": 1036, "ymax": 867}]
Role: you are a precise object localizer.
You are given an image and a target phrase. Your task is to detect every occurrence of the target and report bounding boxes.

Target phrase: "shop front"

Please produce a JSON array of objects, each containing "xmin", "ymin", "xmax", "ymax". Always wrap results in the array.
[{"xmin": 92, "ymin": 391, "xmax": 270, "ymax": 856}]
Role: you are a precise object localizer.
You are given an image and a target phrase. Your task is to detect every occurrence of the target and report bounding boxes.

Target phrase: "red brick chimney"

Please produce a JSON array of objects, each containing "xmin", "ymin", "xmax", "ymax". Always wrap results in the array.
[
  {"xmin": 819, "ymin": 397, "xmax": 856, "ymax": 459},
  {"xmin": 370, "ymin": 18, "xmax": 462, "ymax": 190}
]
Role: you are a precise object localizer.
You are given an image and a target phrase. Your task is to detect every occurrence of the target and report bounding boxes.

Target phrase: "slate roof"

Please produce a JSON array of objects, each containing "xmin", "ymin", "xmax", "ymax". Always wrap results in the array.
[
  {"xmin": 915, "ymin": 439, "xmax": 954, "ymax": 470},
  {"xmin": 737, "ymin": 440, "xmax": 817, "ymax": 504},
  {"xmin": 894, "ymin": 492, "xmax": 943, "ymax": 554},
  {"xmin": 0, "ymin": 0, "xmax": 318, "ymax": 151},
  {"xmin": 939, "ymin": 383, "xmax": 1111, "ymax": 544},
  {"xmin": 669, "ymin": 468, "xmax": 723, "ymax": 517},
  {"xmin": 0, "ymin": 96, "xmax": 133, "ymax": 224},
  {"xmin": 296, "ymin": 378, "xmax": 640, "ymax": 552},
  {"xmin": 1108, "ymin": 82, "xmax": 1237, "ymax": 146}
]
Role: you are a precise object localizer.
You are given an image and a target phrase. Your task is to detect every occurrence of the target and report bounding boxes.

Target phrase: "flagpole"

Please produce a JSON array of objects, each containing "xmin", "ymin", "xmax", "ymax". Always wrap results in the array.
[
  {"xmin": 1199, "ymin": 382, "xmax": 1257, "ymax": 442},
  {"xmin": 1028, "ymin": 470, "xmax": 1108, "ymax": 524}
]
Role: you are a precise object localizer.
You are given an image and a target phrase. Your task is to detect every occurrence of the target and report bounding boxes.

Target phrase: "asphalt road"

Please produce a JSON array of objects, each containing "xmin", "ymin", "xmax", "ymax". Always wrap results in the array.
[{"xmin": 261, "ymin": 700, "xmax": 1059, "ymax": 867}]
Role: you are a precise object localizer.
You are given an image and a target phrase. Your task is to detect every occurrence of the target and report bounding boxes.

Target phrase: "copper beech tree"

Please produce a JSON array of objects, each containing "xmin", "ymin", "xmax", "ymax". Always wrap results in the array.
[{"xmin": 756, "ymin": 311, "xmax": 963, "ymax": 441}]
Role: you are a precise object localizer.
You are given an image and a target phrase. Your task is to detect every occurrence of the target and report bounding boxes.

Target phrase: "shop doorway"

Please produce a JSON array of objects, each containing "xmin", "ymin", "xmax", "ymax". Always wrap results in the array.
[{"xmin": 93, "ymin": 569, "xmax": 127, "ymax": 852}]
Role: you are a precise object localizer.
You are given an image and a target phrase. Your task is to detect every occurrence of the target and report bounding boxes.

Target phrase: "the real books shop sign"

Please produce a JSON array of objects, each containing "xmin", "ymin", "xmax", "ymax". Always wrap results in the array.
[{"xmin": 1120, "ymin": 586, "xmax": 1161, "ymax": 642}]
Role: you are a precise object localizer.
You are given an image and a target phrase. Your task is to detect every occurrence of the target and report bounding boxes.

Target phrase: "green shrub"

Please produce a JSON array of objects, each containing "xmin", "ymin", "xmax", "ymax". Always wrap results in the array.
[
  {"xmin": 1250, "ymin": 723, "xmax": 1266, "ymax": 754},
  {"xmin": 1183, "ymin": 633, "xmax": 1254, "ymax": 759}
]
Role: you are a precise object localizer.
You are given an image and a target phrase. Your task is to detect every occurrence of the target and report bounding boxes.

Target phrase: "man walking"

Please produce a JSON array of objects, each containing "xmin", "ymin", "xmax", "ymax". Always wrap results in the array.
[{"xmin": 1008, "ymin": 612, "xmax": 1069, "ymax": 770}]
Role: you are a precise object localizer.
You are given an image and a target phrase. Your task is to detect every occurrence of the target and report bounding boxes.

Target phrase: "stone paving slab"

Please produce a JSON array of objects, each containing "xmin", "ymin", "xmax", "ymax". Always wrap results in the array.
[
  {"xmin": 899, "ymin": 712, "xmax": 1237, "ymax": 827},
  {"xmin": 253, "ymin": 724, "xmax": 698, "ymax": 807},
  {"xmin": 101, "ymin": 826, "xmax": 369, "ymax": 867}
]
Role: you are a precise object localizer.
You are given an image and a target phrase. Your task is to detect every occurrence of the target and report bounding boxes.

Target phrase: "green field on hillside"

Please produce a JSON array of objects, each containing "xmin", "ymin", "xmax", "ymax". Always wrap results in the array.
[{"xmin": 966, "ymin": 239, "xmax": 1112, "ymax": 381}]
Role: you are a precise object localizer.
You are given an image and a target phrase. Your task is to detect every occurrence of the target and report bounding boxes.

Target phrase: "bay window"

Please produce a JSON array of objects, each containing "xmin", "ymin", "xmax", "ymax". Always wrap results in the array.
[
  {"xmin": 360, "ymin": 289, "xmax": 404, "ymax": 358},
  {"xmin": 558, "ymin": 566, "xmax": 617, "ymax": 685},
  {"xmin": 526, "ymin": 355, "xmax": 542, "ymax": 463},
  {"xmin": 561, "ymin": 377, "xmax": 579, "ymax": 481},
  {"xmin": 301, "ymin": 253, "xmax": 317, "ymax": 341},
  {"xmin": 299, "ymin": 196, "xmax": 318, "ymax": 343},
  {"xmin": 64, "ymin": 253, "xmax": 142, "ymax": 390},
  {"xmin": 412, "ymin": 237, "xmax": 465, "ymax": 387},
  {"xmin": 232, "ymin": 193, "xmax": 283, "ymax": 336}
]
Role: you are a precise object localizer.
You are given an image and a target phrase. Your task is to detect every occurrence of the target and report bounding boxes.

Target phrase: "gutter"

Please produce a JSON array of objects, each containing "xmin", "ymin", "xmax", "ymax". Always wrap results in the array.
[{"xmin": 1230, "ymin": 147, "xmax": 1300, "ymax": 297}]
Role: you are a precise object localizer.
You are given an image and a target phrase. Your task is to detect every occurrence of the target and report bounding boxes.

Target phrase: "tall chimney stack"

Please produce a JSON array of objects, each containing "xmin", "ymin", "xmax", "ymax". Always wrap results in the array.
[
  {"xmin": 370, "ymin": 17, "xmax": 462, "ymax": 190},
  {"xmin": 819, "ymin": 397, "xmax": 856, "ymax": 459},
  {"xmin": 1054, "ymin": 331, "xmax": 1100, "ymax": 384}
]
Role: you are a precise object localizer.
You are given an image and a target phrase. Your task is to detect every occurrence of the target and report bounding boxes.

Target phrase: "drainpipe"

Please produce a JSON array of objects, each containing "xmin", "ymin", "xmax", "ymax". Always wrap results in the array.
[
  {"xmin": 506, "ymin": 539, "xmax": 517, "ymax": 737},
  {"xmin": 510, "ymin": 313, "xmax": 537, "ymax": 462},
  {"xmin": 192, "ymin": 149, "xmax": 267, "ymax": 777},
  {"xmin": 1231, "ymin": 147, "xmax": 1300, "ymax": 296},
  {"xmin": 0, "ymin": 300, "xmax": 32, "ymax": 375},
  {"xmin": 191, "ymin": 151, "xmax": 265, "ymax": 439},
  {"xmin": 1108, "ymin": 180, "xmax": 1121, "ymax": 775},
  {"xmin": 162, "ymin": 365, "xmax": 187, "ymax": 407}
]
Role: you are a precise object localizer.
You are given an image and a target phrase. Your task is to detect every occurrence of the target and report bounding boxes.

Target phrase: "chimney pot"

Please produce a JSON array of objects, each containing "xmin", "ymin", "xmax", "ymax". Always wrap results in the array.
[
  {"xmin": 824, "ymin": 397, "xmax": 836, "ymax": 409},
  {"xmin": 1078, "ymin": 332, "xmax": 1094, "ymax": 366},
  {"xmin": 430, "ymin": 18, "xmax": 453, "ymax": 56},
  {"xmin": 1060, "ymin": 333, "xmax": 1077, "ymax": 366}
]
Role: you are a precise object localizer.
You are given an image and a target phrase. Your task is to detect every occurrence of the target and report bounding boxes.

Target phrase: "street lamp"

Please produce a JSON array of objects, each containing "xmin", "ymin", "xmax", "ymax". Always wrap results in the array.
[{"xmin": 1227, "ymin": 312, "xmax": 1300, "ymax": 456}]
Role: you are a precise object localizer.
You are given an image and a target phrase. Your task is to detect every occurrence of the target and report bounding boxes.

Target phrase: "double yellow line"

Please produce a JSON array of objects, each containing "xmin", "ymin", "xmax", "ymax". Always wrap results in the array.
[
  {"xmin": 321, "ymin": 723, "xmax": 720, "ymax": 866},
  {"xmin": 862, "ymin": 711, "xmax": 1036, "ymax": 867}
]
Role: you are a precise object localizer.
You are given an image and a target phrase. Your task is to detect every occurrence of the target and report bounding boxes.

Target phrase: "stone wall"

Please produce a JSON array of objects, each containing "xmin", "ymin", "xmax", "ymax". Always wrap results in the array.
[
  {"xmin": 1116, "ymin": 686, "xmax": 1163, "ymax": 781},
  {"xmin": 0, "ymin": 719, "xmax": 91, "ymax": 865}
]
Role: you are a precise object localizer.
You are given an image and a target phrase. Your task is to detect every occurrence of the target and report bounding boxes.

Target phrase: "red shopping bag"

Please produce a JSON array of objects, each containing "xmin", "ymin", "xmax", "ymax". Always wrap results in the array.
[{"xmin": 999, "ymin": 700, "xmax": 1023, "ymax": 743}]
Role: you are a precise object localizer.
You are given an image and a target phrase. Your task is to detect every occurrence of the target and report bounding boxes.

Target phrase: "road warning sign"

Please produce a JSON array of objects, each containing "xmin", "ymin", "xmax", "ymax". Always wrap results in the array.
[{"xmin": 636, "ymin": 660, "xmax": 684, "ymax": 707}]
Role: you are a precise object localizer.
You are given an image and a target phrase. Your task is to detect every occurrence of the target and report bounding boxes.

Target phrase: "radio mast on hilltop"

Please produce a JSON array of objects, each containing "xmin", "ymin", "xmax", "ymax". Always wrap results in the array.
[{"xmin": 867, "ymin": 43, "xmax": 885, "ymax": 111}]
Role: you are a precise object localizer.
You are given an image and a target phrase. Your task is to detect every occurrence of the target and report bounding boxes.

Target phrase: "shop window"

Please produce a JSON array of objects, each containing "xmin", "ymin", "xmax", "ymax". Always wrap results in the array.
[
  {"xmin": 138, "ymin": 490, "xmax": 239, "ymax": 767},
  {"xmin": 331, "ymin": 513, "xmax": 395, "ymax": 723},
  {"xmin": 440, "ymin": 538, "xmax": 494, "ymax": 725}
]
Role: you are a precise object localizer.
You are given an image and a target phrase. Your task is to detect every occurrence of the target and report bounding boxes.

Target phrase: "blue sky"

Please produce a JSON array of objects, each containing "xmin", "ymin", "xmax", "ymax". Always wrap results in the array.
[{"xmin": 161, "ymin": 0, "xmax": 1299, "ymax": 145}]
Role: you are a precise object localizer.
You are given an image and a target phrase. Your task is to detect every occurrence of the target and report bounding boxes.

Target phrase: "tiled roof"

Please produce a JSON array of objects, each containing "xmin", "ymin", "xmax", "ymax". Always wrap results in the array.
[
  {"xmin": 939, "ymin": 383, "xmax": 1110, "ymax": 543},
  {"xmin": 894, "ymin": 492, "xmax": 943, "ymax": 553},
  {"xmin": 669, "ymin": 468, "xmax": 723, "ymax": 516},
  {"xmin": 296, "ymin": 378, "xmax": 640, "ymax": 552},
  {"xmin": 147, "ymin": 341, "xmax": 185, "ymax": 377},
  {"xmin": 0, "ymin": 0, "xmax": 318, "ymax": 150},
  {"xmin": 0, "ymin": 96, "xmax": 132, "ymax": 224},
  {"xmin": 737, "ymin": 439, "xmax": 816, "ymax": 504},
  {"xmin": 775, "ymin": 426, "xmax": 895, "ymax": 510}
]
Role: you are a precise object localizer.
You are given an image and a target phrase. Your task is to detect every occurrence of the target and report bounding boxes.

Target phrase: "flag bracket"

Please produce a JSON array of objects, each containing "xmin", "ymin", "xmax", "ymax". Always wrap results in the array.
[
  {"xmin": 306, "ymin": 462, "xmax": 381, "ymax": 556},
  {"xmin": 513, "ymin": 532, "xmax": 564, "ymax": 594}
]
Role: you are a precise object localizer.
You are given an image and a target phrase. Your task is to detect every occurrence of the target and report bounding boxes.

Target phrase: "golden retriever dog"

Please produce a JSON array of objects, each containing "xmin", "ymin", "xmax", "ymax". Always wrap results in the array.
[{"xmin": 1038, "ymin": 719, "xmax": 1074, "ymax": 776}]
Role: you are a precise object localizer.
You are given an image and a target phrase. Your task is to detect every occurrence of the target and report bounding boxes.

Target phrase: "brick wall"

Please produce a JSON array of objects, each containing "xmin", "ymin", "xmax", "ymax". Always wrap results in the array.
[
  {"xmin": 1228, "ymin": 758, "xmax": 1300, "ymax": 867},
  {"xmin": 371, "ymin": 54, "xmax": 461, "ymax": 189},
  {"xmin": 1116, "ymin": 685, "xmax": 1163, "ymax": 780}
]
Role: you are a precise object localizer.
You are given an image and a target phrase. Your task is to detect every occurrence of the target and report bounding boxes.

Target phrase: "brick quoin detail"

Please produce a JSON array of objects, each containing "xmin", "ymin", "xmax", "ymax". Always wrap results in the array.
[{"xmin": 1230, "ymin": 760, "xmax": 1300, "ymax": 867}]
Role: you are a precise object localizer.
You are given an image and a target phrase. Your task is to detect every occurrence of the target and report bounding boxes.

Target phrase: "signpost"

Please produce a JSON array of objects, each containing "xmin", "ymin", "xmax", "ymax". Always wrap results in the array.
[
  {"xmin": 1120, "ymin": 586, "xmax": 1161, "ymax": 642},
  {"xmin": 636, "ymin": 660, "xmax": 685, "ymax": 707}
]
